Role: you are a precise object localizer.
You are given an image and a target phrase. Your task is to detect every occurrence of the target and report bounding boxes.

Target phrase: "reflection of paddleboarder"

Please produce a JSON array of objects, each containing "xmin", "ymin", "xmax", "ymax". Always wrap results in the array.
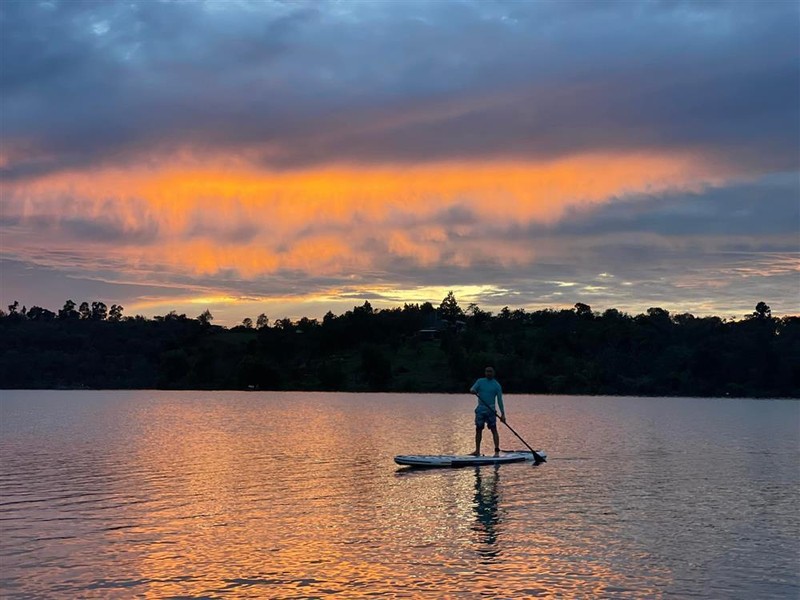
[
  {"xmin": 470, "ymin": 367, "xmax": 505, "ymax": 456},
  {"xmin": 472, "ymin": 465, "xmax": 501, "ymax": 560}
]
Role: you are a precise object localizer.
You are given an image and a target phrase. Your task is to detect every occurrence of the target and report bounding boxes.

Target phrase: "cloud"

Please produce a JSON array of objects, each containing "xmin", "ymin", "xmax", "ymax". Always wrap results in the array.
[
  {"xmin": 539, "ymin": 172, "xmax": 800, "ymax": 238},
  {"xmin": 1, "ymin": 151, "xmax": 737, "ymax": 280},
  {"xmin": 3, "ymin": 161, "xmax": 797, "ymax": 321},
  {"xmin": 1, "ymin": 0, "xmax": 797, "ymax": 178},
  {"xmin": 1, "ymin": 0, "xmax": 797, "ymax": 323}
]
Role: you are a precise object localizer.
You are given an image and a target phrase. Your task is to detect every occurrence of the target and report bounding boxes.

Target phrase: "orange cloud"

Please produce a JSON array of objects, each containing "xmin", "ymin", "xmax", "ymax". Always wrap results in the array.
[{"xmin": 2, "ymin": 151, "xmax": 737, "ymax": 279}]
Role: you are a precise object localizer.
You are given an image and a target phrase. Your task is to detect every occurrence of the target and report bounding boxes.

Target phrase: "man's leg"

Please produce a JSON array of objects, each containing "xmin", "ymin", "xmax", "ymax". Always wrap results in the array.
[
  {"xmin": 474, "ymin": 426, "xmax": 483, "ymax": 455},
  {"xmin": 490, "ymin": 425, "xmax": 500, "ymax": 455}
]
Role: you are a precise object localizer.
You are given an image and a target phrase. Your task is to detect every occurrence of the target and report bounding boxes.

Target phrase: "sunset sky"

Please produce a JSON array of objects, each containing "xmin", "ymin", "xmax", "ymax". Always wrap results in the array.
[{"xmin": 2, "ymin": 0, "xmax": 798, "ymax": 326}]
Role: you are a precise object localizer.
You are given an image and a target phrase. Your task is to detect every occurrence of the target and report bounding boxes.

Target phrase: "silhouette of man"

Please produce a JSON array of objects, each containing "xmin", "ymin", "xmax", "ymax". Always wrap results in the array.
[{"xmin": 470, "ymin": 366, "xmax": 505, "ymax": 456}]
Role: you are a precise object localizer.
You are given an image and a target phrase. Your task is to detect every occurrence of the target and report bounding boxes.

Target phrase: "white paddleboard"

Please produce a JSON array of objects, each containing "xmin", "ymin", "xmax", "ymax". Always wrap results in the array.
[{"xmin": 394, "ymin": 450, "xmax": 546, "ymax": 468}]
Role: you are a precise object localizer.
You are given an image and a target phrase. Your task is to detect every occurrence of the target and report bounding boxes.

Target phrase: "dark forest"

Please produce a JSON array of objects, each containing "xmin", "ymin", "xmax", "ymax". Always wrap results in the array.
[{"xmin": 1, "ymin": 295, "xmax": 797, "ymax": 397}]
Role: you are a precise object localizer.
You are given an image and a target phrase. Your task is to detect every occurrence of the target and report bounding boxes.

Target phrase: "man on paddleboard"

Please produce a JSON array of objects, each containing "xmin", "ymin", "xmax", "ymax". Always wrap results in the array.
[{"xmin": 470, "ymin": 366, "xmax": 506, "ymax": 456}]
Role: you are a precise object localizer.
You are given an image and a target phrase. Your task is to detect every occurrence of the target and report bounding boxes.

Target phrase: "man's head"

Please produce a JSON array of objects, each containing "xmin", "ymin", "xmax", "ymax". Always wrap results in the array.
[{"xmin": 484, "ymin": 367, "xmax": 495, "ymax": 379}]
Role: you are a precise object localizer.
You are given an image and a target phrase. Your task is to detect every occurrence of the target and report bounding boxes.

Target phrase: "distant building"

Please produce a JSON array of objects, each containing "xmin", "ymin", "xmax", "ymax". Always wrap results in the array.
[{"xmin": 416, "ymin": 315, "xmax": 466, "ymax": 340}]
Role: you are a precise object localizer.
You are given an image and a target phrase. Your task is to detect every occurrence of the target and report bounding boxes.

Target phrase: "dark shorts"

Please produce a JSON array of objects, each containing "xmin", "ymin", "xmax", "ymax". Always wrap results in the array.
[{"xmin": 475, "ymin": 409, "xmax": 497, "ymax": 429}]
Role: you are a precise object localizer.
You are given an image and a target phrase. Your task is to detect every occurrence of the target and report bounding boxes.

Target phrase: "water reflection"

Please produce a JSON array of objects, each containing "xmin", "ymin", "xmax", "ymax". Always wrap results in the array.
[
  {"xmin": 1, "ymin": 392, "xmax": 798, "ymax": 599},
  {"xmin": 471, "ymin": 465, "xmax": 501, "ymax": 561}
]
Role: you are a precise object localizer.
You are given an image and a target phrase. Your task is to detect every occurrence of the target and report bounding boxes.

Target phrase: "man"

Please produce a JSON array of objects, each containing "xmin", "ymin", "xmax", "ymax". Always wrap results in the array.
[{"xmin": 470, "ymin": 366, "xmax": 505, "ymax": 456}]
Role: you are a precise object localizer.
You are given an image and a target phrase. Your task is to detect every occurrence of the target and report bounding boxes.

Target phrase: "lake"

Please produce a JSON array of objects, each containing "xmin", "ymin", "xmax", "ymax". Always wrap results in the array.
[{"xmin": 0, "ymin": 391, "xmax": 798, "ymax": 599}]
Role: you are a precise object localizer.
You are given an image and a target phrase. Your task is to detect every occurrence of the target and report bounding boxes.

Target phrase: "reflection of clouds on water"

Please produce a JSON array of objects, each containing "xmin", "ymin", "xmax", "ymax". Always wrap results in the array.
[
  {"xmin": 4, "ymin": 392, "xmax": 794, "ymax": 598},
  {"xmin": 472, "ymin": 465, "xmax": 501, "ymax": 561}
]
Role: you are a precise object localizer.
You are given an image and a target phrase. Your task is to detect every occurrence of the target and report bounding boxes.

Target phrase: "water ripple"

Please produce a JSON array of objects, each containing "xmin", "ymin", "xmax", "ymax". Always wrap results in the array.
[{"xmin": 1, "ymin": 391, "xmax": 798, "ymax": 599}]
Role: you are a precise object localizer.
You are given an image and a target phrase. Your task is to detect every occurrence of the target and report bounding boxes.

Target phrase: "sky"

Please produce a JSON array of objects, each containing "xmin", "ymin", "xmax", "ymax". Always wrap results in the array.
[{"xmin": 1, "ymin": 0, "xmax": 798, "ymax": 326}]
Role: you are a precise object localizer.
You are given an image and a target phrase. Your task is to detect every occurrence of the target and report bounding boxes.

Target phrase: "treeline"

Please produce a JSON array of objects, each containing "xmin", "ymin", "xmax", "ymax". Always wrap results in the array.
[{"xmin": 0, "ymin": 296, "xmax": 797, "ymax": 397}]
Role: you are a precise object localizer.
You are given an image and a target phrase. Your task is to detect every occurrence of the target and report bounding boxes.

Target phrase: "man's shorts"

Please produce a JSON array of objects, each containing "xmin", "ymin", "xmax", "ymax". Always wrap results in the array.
[{"xmin": 475, "ymin": 409, "xmax": 497, "ymax": 429}]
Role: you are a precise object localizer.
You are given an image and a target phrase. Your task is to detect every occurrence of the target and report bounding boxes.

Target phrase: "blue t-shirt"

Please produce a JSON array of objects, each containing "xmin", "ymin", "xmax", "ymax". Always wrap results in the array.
[{"xmin": 470, "ymin": 377, "xmax": 504, "ymax": 415}]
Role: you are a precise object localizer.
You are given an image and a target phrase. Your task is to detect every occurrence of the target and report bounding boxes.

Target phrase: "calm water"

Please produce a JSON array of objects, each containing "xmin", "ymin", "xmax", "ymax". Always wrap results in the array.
[{"xmin": 0, "ymin": 392, "xmax": 798, "ymax": 599}]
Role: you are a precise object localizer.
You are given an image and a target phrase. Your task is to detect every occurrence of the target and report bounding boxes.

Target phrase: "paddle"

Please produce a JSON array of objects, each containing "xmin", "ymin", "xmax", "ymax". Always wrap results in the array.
[{"xmin": 475, "ymin": 394, "xmax": 546, "ymax": 465}]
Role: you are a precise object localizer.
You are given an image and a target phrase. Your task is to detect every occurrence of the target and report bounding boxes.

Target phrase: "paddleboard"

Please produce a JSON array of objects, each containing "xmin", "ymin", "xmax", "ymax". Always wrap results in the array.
[{"xmin": 394, "ymin": 450, "xmax": 546, "ymax": 468}]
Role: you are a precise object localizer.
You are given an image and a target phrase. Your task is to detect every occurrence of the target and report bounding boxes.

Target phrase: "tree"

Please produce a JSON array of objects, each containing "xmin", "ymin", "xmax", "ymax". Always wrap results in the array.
[
  {"xmin": 242, "ymin": 317, "xmax": 254, "ymax": 329},
  {"xmin": 1, "ymin": 294, "xmax": 796, "ymax": 397},
  {"xmin": 59, "ymin": 300, "xmax": 78, "ymax": 320},
  {"xmin": 109, "ymin": 304, "xmax": 124, "ymax": 322},
  {"xmin": 361, "ymin": 344, "xmax": 392, "ymax": 389},
  {"xmin": 297, "ymin": 317, "xmax": 318, "ymax": 331},
  {"xmin": 91, "ymin": 301, "xmax": 108, "ymax": 321},
  {"xmin": 160, "ymin": 310, "xmax": 188, "ymax": 322},
  {"xmin": 646, "ymin": 307, "xmax": 670, "ymax": 319},
  {"xmin": 438, "ymin": 291, "xmax": 463, "ymax": 323},
  {"xmin": 158, "ymin": 349, "xmax": 190, "ymax": 387},
  {"xmin": 79, "ymin": 302, "xmax": 91, "ymax": 320},
  {"xmin": 354, "ymin": 300, "xmax": 373, "ymax": 315},
  {"xmin": 256, "ymin": 313, "xmax": 269, "ymax": 329},
  {"xmin": 27, "ymin": 306, "xmax": 56, "ymax": 321},
  {"xmin": 274, "ymin": 317, "xmax": 293, "ymax": 330},
  {"xmin": 602, "ymin": 308, "xmax": 624, "ymax": 320},
  {"xmin": 753, "ymin": 302, "xmax": 771, "ymax": 320},
  {"xmin": 197, "ymin": 309, "xmax": 214, "ymax": 326},
  {"xmin": 7, "ymin": 301, "xmax": 18, "ymax": 315},
  {"xmin": 466, "ymin": 303, "xmax": 491, "ymax": 327},
  {"xmin": 317, "ymin": 359, "xmax": 345, "ymax": 390}
]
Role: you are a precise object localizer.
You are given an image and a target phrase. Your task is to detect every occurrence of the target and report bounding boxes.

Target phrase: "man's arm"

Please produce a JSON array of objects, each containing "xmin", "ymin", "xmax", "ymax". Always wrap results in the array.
[{"xmin": 496, "ymin": 384, "xmax": 506, "ymax": 421}]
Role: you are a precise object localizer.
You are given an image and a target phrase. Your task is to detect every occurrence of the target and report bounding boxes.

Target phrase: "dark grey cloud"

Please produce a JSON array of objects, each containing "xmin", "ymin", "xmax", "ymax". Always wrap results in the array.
[
  {"xmin": 3, "ymin": 216, "xmax": 152, "ymax": 243},
  {"xmin": 0, "ymin": 258, "xmax": 186, "ymax": 311},
  {"xmin": 1, "ymin": 0, "xmax": 797, "ymax": 178},
  {"xmin": 524, "ymin": 173, "xmax": 800, "ymax": 238},
  {"xmin": 1, "ymin": 191, "xmax": 163, "ymax": 243}
]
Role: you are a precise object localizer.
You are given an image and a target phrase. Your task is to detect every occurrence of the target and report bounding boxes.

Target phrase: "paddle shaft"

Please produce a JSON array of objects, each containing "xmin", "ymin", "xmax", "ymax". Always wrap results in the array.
[{"xmin": 474, "ymin": 394, "xmax": 546, "ymax": 464}]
